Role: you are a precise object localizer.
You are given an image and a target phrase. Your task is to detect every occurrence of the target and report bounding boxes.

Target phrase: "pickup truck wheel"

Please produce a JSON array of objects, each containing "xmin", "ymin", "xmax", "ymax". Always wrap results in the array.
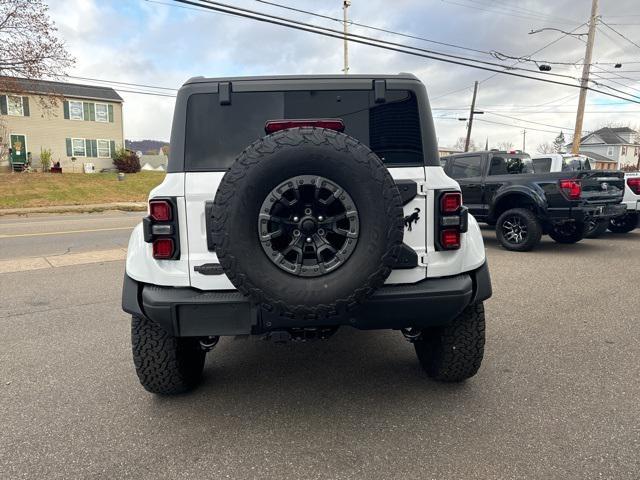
[
  {"xmin": 495, "ymin": 208, "xmax": 541, "ymax": 251},
  {"xmin": 584, "ymin": 218, "xmax": 609, "ymax": 238},
  {"xmin": 608, "ymin": 212, "xmax": 639, "ymax": 233},
  {"xmin": 414, "ymin": 303, "xmax": 485, "ymax": 382},
  {"xmin": 131, "ymin": 315, "xmax": 206, "ymax": 395},
  {"xmin": 548, "ymin": 222, "xmax": 584, "ymax": 244},
  {"xmin": 211, "ymin": 127, "xmax": 404, "ymax": 318}
]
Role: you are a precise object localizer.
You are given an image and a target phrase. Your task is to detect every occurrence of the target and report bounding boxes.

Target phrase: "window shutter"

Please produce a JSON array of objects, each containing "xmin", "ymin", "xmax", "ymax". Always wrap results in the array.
[
  {"xmin": 83, "ymin": 102, "xmax": 90, "ymax": 121},
  {"xmin": 65, "ymin": 138, "xmax": 72, "ymax": 156},
  {"xmin": 108, "ymin": 104, "xmax": 114, "ymax": 123},
  {"xmin": 110, "ymin": 140, "xmax": 116, "ymax": 157},
  {"xmin": 89, "ymin": 103, "xmax": 95, "ymax": 121},
  {"xmin": 63, "ymin": 100, "xmax": 69, "ymax": 119},
  {"xmin": 0, "ymin": 95, "xmax": 7, "ymax": 115},
  {"xmin": 22, "ymin": 97, "xmax": 30, "ymax": 116},
  {"xmin": 91, "ymin": 140, "xmax": 98, "ymax": 157}
]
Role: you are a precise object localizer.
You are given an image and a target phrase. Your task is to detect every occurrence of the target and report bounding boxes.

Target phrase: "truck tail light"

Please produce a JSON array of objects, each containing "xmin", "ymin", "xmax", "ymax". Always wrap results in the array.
[
  {"xmin": 441, "ymin": 192, "xmax": 462, "ymax": 213},
  {"xmin": 152, "ymin": 238, "xmax": 175, "ymax": 259},
  {"xmin": 143, "ymin": 198, "xmax": 180, "ymax": 260},
  {"xmin": 265, "ymin": 119, "xmax": 345, "ymax": 134},
  {"xmin": 440, "ymin": 229, "xmax": 461, "ymax": 249},
  {"xmin": 436, "ymin": 190, "xmax": 467, "ymax": 251},
  {"xmin": 149, "ymin": 200, "xmax": 172, "ymax": 221},
  {"xmin": 627, "ymin": 177, "xmax": 640, "ymax": 194},
  {"xmin": 559, "ymin": 179, "xmax": 581, "ymax": 200}
]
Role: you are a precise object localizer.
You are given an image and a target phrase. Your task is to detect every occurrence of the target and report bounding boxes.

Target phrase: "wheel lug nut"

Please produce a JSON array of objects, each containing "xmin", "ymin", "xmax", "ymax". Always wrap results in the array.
[
  {"xmin": 306, "ymin": 237, "xmax": 312, "ymax": 243},
  {"xmin": 293, "ymin": 216, "xmax": 299, "ymax": 222},
  {"xmin": 318, "ymin": 216, "xmax": 324, "ymax": 221}
]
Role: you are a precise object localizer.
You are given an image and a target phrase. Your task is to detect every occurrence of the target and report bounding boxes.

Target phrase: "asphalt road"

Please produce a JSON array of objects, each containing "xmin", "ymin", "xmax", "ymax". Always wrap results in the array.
[
  {"xmin": 0, "ymin": 211, "xmax": 144, "ymax": 259},
  {"xmin": 1, "ymin": 216, "xmax": 639, "ymax": 479}
]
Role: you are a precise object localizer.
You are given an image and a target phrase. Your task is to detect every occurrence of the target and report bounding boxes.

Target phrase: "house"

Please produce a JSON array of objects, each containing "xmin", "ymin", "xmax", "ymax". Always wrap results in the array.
[
  {"xmin": 0, "ymin": 77, "xmax": 124, "ymax": 172},
  {"xmin": 569, "ymin": 127, "xmax": 640, "ymax": 170},
  {"xmin": 579, "ymin": 151, "xmax": 619, "ymax": 170},
  {"xmin": 438, "ymin": 147, "xmax": 462, "ymax": 157},
  {"xmin": 140, "ymin": 153, "xmax": 168, "ymax": 172}
]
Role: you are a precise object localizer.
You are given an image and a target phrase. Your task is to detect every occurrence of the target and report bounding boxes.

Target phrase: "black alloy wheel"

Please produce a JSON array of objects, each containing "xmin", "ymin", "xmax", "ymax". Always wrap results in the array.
[{"xmin": 258, "ymin": 175, "xmax": 360, "ymax": 277}]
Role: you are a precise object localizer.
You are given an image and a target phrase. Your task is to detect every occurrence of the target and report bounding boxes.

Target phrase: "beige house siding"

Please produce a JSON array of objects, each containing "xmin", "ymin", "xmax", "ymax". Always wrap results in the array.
[{"xmin": 1, "ymin": 93, "xmax": 123, "ymax": 172}]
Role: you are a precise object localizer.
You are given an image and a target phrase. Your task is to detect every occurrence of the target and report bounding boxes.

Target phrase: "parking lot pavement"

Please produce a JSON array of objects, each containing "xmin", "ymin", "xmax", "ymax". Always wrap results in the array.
[{"xmin": 1, "ymin": 230, "xmax": 639, "ymax": 479}]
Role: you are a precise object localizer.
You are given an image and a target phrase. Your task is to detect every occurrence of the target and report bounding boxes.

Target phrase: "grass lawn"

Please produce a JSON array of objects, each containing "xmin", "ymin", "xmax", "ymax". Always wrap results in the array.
[{"xmin": 0, "ymin": 172, "xmax": 166, "ymax": 209}]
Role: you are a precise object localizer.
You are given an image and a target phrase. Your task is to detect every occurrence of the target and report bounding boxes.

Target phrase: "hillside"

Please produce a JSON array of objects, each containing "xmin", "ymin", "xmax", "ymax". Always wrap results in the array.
[{"xmin": 125, "ymin": 139, "xmax": 169, "ymax": 154}]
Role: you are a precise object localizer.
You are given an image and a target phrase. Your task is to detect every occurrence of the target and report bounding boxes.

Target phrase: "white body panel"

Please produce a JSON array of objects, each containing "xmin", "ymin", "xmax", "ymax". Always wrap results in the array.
[{"xmin": 125, "ymin": 167, "xmax": 487, "ymax": 288}]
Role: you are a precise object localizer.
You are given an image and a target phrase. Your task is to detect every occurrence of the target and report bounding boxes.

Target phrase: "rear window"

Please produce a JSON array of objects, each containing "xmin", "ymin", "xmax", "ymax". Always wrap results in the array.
[
  {"xmin": 562, "ymin": 157, "xmax": 592, "ymax": 171},
  {"xmin": 184, "ymin": 89, "xmax": 423, "ymax": 170},
  {"xmin": 489, "ymin": 154, "xmax": 534, "ymax": 175},
  {"xmin": 532, "ymin": 157, "xmax": 552, "ymax": 173}
]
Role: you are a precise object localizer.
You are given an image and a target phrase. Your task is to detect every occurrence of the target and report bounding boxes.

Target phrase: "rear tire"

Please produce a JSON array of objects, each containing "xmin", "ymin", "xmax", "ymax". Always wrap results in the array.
[
  {"xmin": 608, "ymin": 212, "xmax": 639, "ymax": 234},
  {"xmin": 584, "ymin": 218, "xmax": 609, "ymax": 238},
  {"xmin": 131, "ymin": 315, "xmax": 206, "ymax": 395},
  {"xmin": 414, "ymin": 303, "xmax": 485, "ymax": 382},
  {"xmin": 495, "ymin": 208, "xmax": 542, "ymax": 251},
  {"xmin": 548, "ymin": 222, "xmax": 584, "ymax": 244}
]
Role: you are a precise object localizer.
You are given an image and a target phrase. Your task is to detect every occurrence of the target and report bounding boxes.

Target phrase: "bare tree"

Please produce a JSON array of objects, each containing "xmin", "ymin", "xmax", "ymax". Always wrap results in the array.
[
  {"xmin": 0, "ymin": 0, "xmax": 74, "ymax": 110},
  {"xmin": 453, "ymin": 136, "xmax": 476, "ymax": 152},
  {"xmin": 536, "ymin": 142, "xmax": 555, "ymax": 154},
  {"xmin": 497, "ymin": 141, "xmax": 514, "ymax": 151}
]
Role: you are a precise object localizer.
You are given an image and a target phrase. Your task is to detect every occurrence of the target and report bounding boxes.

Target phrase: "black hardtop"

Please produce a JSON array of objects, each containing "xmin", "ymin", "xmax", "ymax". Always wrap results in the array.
[{"xmin": 168, "ymin": 73, "xmax": 440, "ymax": 172}]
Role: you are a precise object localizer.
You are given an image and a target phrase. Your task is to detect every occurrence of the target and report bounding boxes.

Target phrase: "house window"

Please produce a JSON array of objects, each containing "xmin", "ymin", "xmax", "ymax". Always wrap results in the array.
[
  {"xmin": 95, "ymin": 103, "xmax": 109, "ymax": 123},
  {"xmin": 72, "ymin": 138, "xmax": 86, "ymax": 156},
  {"xmin": 69, "ymin": 101, "xmax": 84, "ymax": 120},
  {"xmin": 622, "ymin": 146, "xmax": 627, "ymax": 155},
  {"xmin": 607, "ymin": 146, "xmax": 614, "ymax": 156},
  {"xmin": 97, "ymin": 139, "xmax": 111, "ymax": 158},
  {"xmin": 7, "ymin": 95, "xmax": 23, "ymax": 116}
]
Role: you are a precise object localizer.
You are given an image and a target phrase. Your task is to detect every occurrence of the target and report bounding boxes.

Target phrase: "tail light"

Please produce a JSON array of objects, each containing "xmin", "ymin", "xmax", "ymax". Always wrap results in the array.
[
  {"xmin": 436, "ymin": 191, "xmax": 468, "ymax": 251},
  {"xmin": 265, "ymin": 119, "xmax": 345, "ymax": 134},
  {"xmin": 143, "ymin": 198, "xmax": 180, "ymax": 260},
  {"xmin": 627, "ymin": 177, "xmax": 640, "ymax": 194},
  {"xmin": 559, "ymin": 179, "xmax": 581, "ymax": 200}
]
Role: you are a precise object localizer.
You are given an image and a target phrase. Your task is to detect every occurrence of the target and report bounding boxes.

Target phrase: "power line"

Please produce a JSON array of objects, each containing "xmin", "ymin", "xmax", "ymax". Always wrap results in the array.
[
  {"xmin": 145, "ymin": 0, "xmax": 640, "ymax": 105},
  {"xmin": 440, "ymin": 0, "xmax": 581, "ymax": 26},
  {"xmin": 483, "ymin": 110, "xmax": 574, "ymax": 131},
  {"xmin": 66, "ymin": 75, "xmax": 178, "ymax": 92},
  {"xmin": 599, "ymin": 20, "xmax": 640, "ymax": 51}
]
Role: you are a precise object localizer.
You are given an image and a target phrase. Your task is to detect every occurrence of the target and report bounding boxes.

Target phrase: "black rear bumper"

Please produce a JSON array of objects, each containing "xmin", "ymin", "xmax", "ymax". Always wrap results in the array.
[
  {"xmin": 547, "ymin": 203, "xmax": 626, "ymax": 223},
  {"xmin": 122, "ymin": 262, "xmax": 492, "ymax": 337}
]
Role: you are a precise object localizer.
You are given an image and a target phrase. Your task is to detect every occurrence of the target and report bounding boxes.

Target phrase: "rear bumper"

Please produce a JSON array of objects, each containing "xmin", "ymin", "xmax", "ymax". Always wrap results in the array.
[
  {"xmin": 122, "ymin": 262, "xmax": 492, "ymax": 337},
  {"xmin": 547, "ymin": 203, "xmax": 626, "ymax": 223}
]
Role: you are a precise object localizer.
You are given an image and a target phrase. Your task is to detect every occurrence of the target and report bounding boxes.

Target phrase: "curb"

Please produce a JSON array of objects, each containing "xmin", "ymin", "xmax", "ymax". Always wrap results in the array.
[{"xmin": 0, "ymin": 202, "xmax": 147, "ymax": 216}]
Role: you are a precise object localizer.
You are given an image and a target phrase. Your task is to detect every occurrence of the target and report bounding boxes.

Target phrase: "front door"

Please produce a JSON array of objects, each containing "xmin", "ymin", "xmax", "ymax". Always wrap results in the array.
[{"xmin": 10, "ymin": 135, "xmax": 27, "ymax": 165}]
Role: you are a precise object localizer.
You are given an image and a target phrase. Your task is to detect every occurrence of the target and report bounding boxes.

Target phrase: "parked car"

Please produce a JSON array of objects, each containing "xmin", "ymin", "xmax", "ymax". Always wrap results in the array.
[
  {"xmin": 122, "ymin": 73, "xmax": 493, "ymax": 394},
  {"xmin": 532, "ymin": 153, "xmax": 638, "ymax": 237},
  {"xmin": 441, "ymin": 150, "xmax": 626, "ymax": 251}
]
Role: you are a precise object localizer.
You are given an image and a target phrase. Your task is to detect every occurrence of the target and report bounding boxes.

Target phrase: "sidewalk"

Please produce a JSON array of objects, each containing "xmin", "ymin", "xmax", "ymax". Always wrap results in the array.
[
  {"xmin": 0, "ymin": 248, "xmax": 127, "ymax": 274},
  {"xmin": 0, "ymin": 202, "xmax": 147, "ymax": 216}
]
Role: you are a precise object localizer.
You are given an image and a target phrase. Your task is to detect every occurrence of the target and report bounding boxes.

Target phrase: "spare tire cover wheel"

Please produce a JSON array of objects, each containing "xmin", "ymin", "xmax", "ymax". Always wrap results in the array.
[{"xmin": 211, "ymin": 127, "xmax": 404, "ymax": 317}]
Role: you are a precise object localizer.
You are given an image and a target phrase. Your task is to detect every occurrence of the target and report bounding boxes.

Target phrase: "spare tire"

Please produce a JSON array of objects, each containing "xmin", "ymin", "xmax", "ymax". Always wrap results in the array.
[{"xmin": 211, "ymin": 127, "xmax": 404, "ymax": 318}]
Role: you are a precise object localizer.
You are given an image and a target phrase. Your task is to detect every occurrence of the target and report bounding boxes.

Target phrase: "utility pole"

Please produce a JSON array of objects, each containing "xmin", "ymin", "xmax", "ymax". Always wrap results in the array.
[
  {"xmin": 522, "ymin": 129, "xmax": 527, "ymax": 151},
  {"xmin": 571, "ymin": 0, "xmax": 599, "ymax": 154},
  {"xmin": 342, "ymin": 1, "xmax": 351, "ymax": 74},
  {"xmin": 464, "ymin": 81, "xmax": 479, "ymax": 152}
]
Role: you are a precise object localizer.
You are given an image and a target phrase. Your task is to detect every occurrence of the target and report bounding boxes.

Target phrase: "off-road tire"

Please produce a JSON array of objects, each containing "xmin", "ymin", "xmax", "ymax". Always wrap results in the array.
[
  {"xmin": 495, "ymin": 208, "xmax": 542, "ymax": 252},
  {"xmin": 131, "ymin": 315, "xmax": 206, "ymax": 395},
  {"xmin": 548, "ymin": 222, "xmax": 585, "ymax": 244},
  {"xmin": 584, "ymin": 218, "xmax": 609, "ymax": 238},
  {"xmin": 211, "ymin": 127, "xmax": 404, "ymax": 318},
  {"xmin": 414, "ymin": 303, "xmax": 485, "ymax": 382},
  {"xmin": 608, "ymin": 212, "xmax": 639, "ymax": 234}
]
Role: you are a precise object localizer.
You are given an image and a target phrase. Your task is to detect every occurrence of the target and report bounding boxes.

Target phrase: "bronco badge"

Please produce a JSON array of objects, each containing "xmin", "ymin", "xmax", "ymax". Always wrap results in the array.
[{"xmin": 404, "ymin": 208, "xmax": 421, "ymax": 231}]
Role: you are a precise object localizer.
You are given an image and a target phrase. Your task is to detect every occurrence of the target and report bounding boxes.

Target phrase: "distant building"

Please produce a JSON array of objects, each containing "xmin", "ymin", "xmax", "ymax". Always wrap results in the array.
[
  {"xmin": 0, "ymin": 77, "xmax": 124, "ymax": 172},
  {"xmin": 438, "ymin": 147, "xmax": 462, "ymax": 157},
  {"xmin": 579, "ymin": 151, "xmax": 619, "ymax": 170},
  {"xmin": 569, "ymin": 127, "xmax": 640, "ymax": 169},
  {"xmin": 140, "ymin": 154, "xmax": 168, "ymax": 172}
]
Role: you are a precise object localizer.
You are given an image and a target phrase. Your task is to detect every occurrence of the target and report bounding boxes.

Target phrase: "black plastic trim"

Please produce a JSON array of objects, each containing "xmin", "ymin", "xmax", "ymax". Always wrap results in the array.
[
  {"xmin": 373, "ymin": 79, "xmax": 386, "ymax": 103},
  {"xmin": 204, "ymin": 200, "xmax": 216, "ymax": 251},
  {"xmin": 393, "ymin": 243, "xmax": 418, "ymax": 269},
  {"xmin": 123, "ymin": 262, "xmax": 492, "ymax": 337},
  {"xmin": 395, "ymin": 179, "xmax": 418, "ymax": 206}
]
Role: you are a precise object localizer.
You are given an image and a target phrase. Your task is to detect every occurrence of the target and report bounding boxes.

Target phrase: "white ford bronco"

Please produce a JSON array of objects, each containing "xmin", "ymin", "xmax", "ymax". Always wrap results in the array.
[{"xmin": 122, "ymin": 74, "xmax": 492, "ymax": 394}]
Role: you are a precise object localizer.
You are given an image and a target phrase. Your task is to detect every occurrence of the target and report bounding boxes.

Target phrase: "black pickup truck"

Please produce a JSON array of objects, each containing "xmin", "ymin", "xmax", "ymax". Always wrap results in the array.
[{"xmin": 441, "ymin": 150, "xmax": 626, "ymax": 251}]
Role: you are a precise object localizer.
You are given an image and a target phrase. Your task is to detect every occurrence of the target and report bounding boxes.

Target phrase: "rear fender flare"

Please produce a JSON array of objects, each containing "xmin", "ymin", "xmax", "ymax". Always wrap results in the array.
[{"xmin": 490, "ymin": 186, "xmax": 546, "ymax": 220}]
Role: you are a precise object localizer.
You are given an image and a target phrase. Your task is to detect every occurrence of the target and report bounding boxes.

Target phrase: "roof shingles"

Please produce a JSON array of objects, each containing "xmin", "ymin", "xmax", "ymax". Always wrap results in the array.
[{"xmin": 0, "ymin": 76, "xmax": 123, "ymax": 102}]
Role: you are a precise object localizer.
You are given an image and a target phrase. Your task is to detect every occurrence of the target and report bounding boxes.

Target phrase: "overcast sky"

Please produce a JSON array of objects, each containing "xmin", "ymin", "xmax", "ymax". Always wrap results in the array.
[{"xmin": 48, "ymin": 0, "xmax": 640, "ymax": 151}]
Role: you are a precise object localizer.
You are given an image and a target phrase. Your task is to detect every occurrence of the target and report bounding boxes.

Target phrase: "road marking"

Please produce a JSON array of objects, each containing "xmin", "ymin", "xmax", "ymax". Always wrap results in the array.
[
  {"xmin": 0, "ymin": 226, "xmax": 133, "ymax": 238},
  {"xmin": 0, "ymin": 248, "xmax": 127, "ymax": 274}
]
